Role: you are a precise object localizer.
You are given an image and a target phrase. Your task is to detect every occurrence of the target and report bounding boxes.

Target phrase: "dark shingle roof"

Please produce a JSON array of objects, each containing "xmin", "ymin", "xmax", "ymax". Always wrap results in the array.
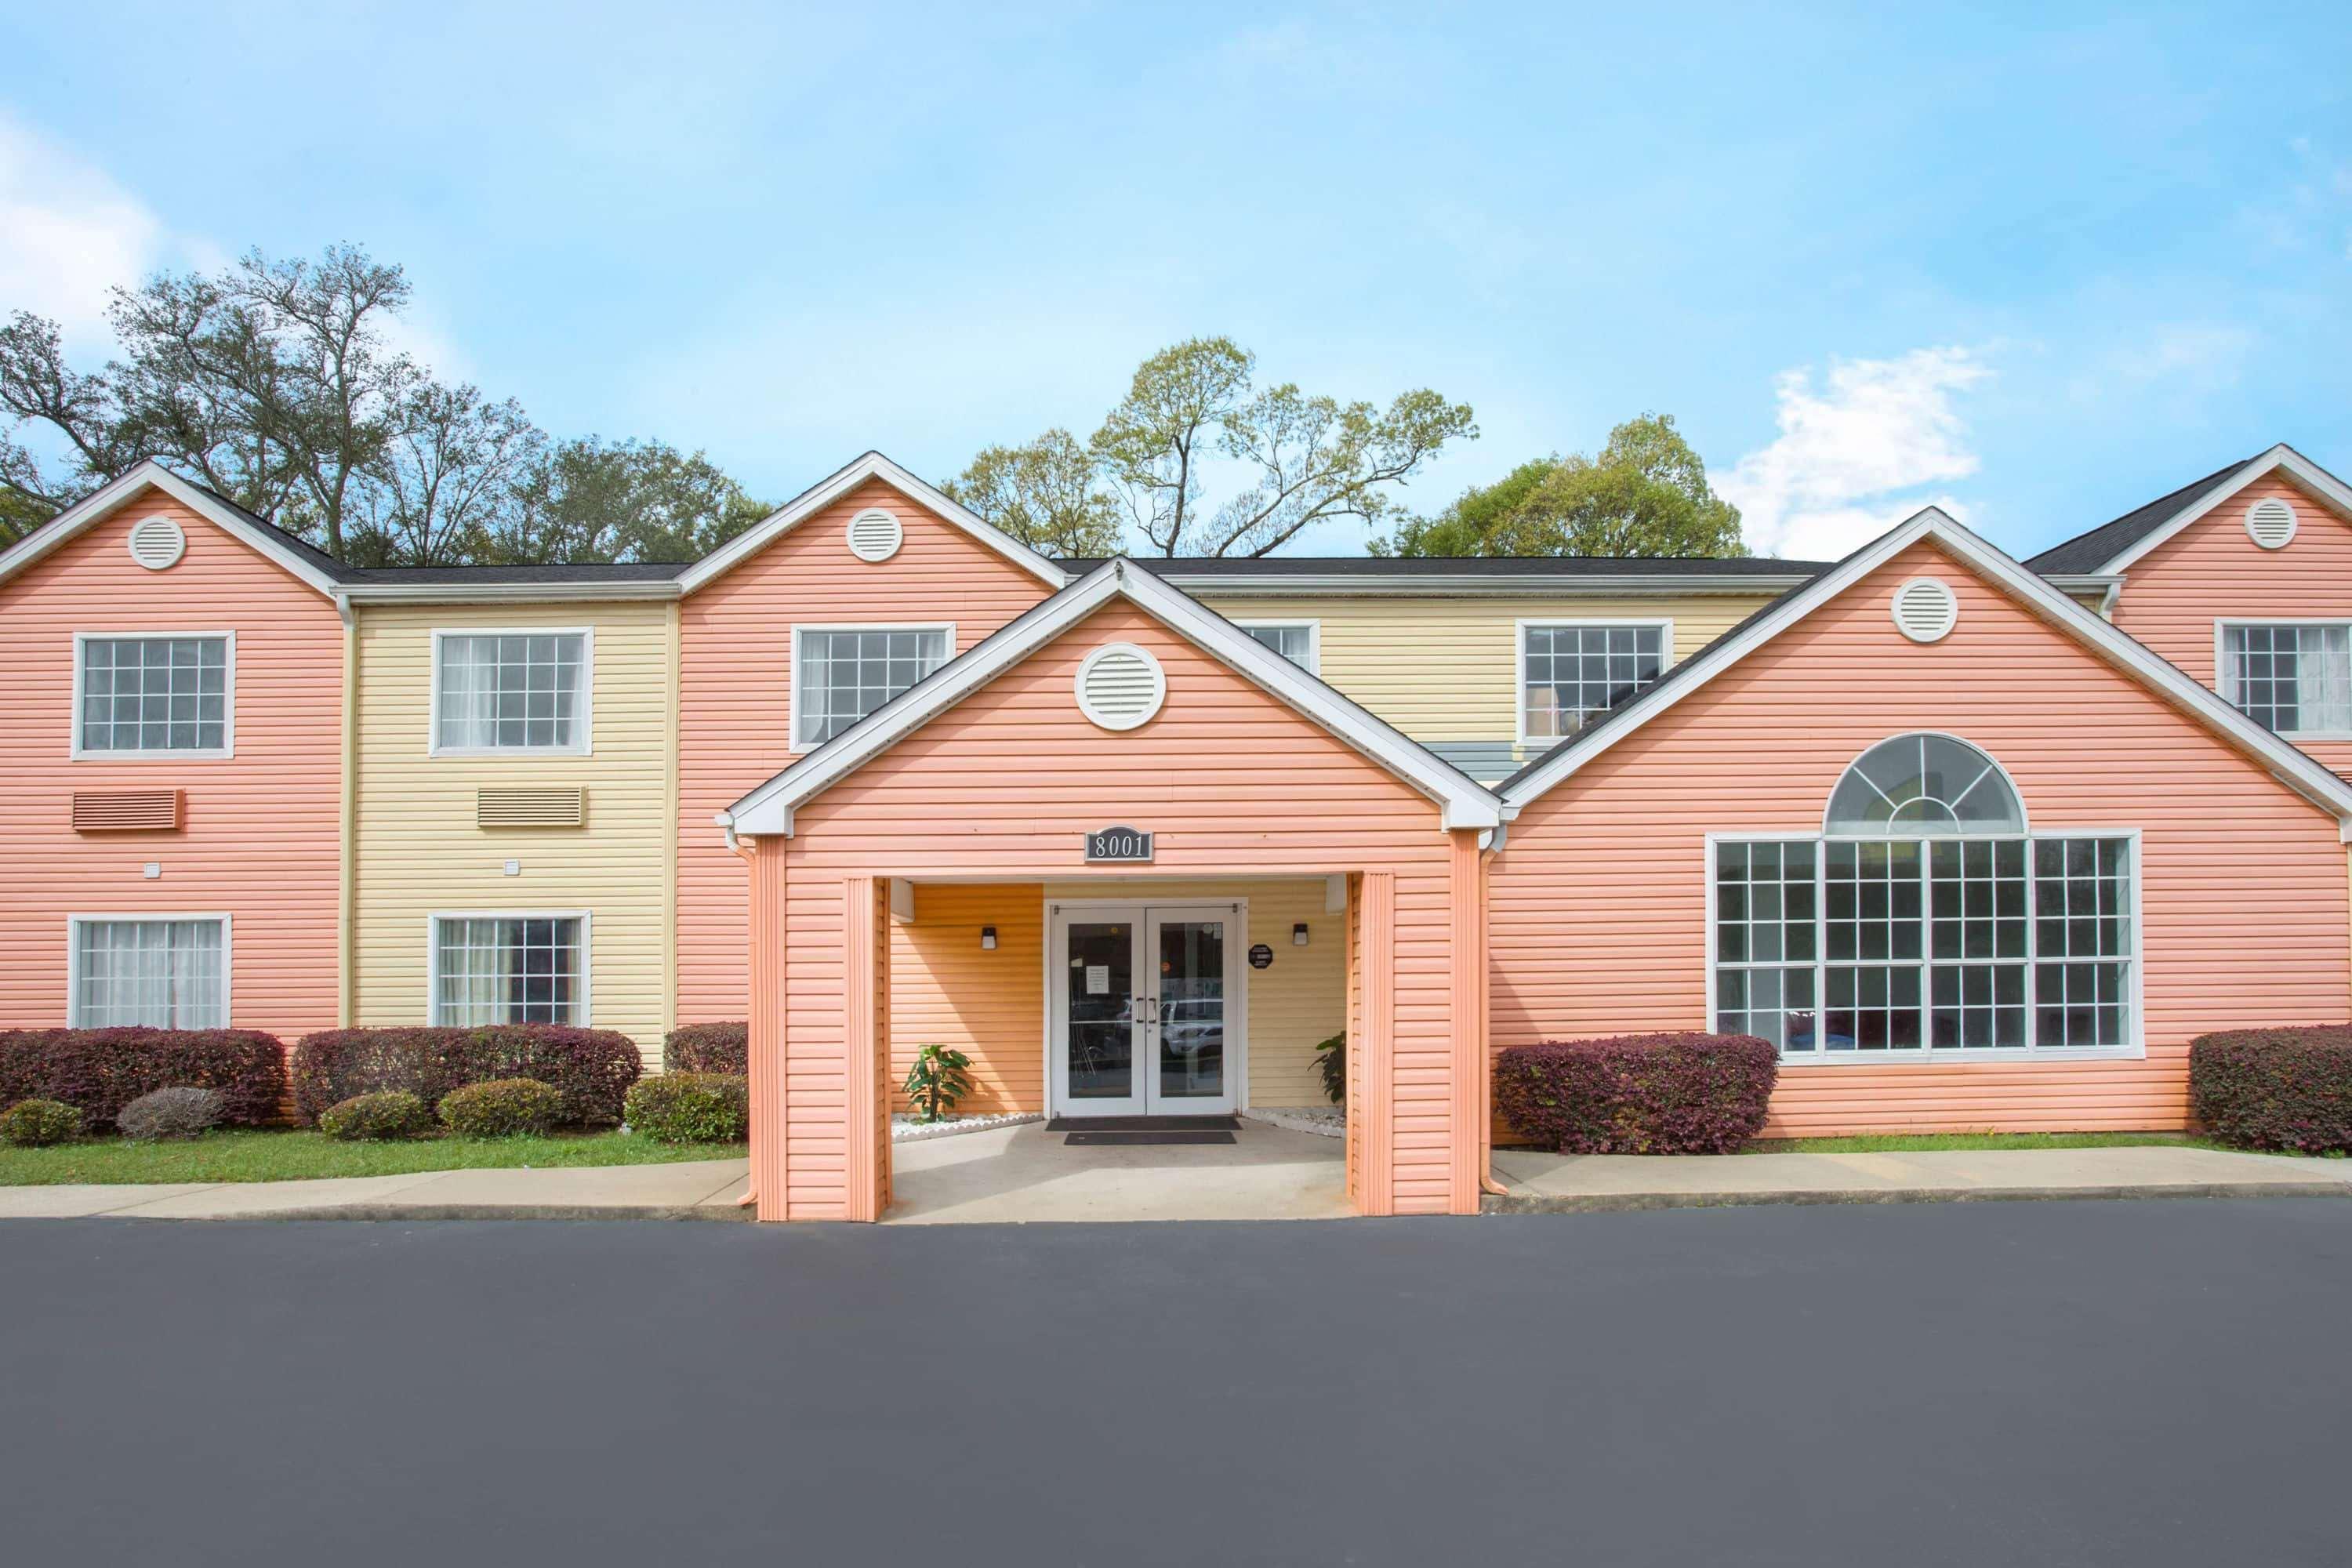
[
  {"xmin": 2023, "ymin": 456, "xmax": 2260, "ymax": 574},
  {"xmin": 337, "ymin": 561, "xmax": 687, "ymax": 585},
  {"xmin": 1058, "ymin": 554, "xmax": 1830, "ymax": 579}
]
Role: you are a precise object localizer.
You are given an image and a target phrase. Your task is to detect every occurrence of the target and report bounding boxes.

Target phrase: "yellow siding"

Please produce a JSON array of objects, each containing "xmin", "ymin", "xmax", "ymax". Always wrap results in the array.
[
  {"xmin": 350, "ymin": 602, "xmax": 676, "ymax": 1060},
  {"xmin": 1198, "ymin": 592, "xmax": 1780, "ymax": 747},
  {"xmin": 891, "ymin": 884, "xmax": 1045, "ymax": 1114}
]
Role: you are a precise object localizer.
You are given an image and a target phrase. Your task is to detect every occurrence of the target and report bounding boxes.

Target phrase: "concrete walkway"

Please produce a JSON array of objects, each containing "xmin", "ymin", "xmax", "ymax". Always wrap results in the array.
[
  {"xmin": 0, "ymin": 1159, "xmax": 750, "ymax": 1221},
  {"xmin": 887, "ymin": 1120, "xmax": 1350, "ymax": 1223},
  {"xmin": 1487, "ymin": 1143, "xmax": 2352, "ymax": 1211}
]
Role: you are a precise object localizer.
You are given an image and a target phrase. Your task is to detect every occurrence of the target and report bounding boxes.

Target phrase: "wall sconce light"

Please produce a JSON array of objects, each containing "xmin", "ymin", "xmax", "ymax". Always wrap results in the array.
[
  {"xmin": 1292, "ymin": 922, "xmax": 1309, "ymax": 946},
  {"xmin": 980, "ymin": 926, "xmax": 998, "ymax": 951}
]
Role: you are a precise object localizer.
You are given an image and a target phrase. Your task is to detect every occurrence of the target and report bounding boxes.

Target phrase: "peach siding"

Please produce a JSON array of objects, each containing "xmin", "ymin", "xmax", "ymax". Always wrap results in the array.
[
  {"xmin": 1492, "ymin": 536, "xmax": 2352, "ymax": 1136},
  {"xmin": 0, "ymin": 498, "xmax": 343, "ymax": 1041},
  {"xmin": 2111, "ymin": 473, "xmax": 2352, "ymax": 775},
  {"xmin": 888, "ymin": 883, "xmax": 1044, "ymax": 1114},
  {"xmin": 746, "ymin": 599, "xmax": 1471, "ymax": 1219},
  {"xmin": 676, "ymin": 479, "xmax": 1057, "ymax": 1033}
]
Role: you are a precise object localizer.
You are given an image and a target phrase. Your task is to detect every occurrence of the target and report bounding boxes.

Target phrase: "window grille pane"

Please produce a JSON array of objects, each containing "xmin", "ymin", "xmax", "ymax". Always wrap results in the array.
[
  {"xmin": 73, "ymin": 919, "xmax": 225, "ymax": 1028},
  {"xmin": 432, "ymin": 916, "xmax": 583, "ymax": 1025},
  {"xmin": 1823, "ymin": 963, "xmax": 1923, "ymax": 1051},
  {"xmin": 436, "ymin": 634, "xmax": 585, "ymax": 750},
  {"xmin": 1824, "ymin": 840, "xmax": 1922, "ymax": 962},
  {"xmin": 2224, "ymin": 624, "xmax": 2352, "ymax": 735},
  {"xmin": 797, "ymin": 628, "xmax": 952, "ymax": 746},
  {"xmin": 1522, "ymin": 624, "xmax": 1664, "ymax": 740},
  {"xmin": 78, "ymin": 637, "xmax": 228, "ymax": 753},
  {"xmin": 2034, "ymin": 836, "xmax": 2132, "ymax": 1047},
  {"xmin": 1242, "ymin": 625, "xmax": 1315, "ymax": 669},
  {"xmin": 1712, "ymin": 840, "xmax": 1820, "ymax": 1051}
]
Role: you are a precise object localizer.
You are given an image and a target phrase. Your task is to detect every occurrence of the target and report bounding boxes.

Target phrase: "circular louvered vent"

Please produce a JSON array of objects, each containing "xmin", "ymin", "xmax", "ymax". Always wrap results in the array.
[
  {"xmin": 2245, "ymin": 496, "xmax": 2297, "ymax": 550},
  {"xmin": 846, "ymin": 508, "xmax": 903, "ymax": 562},
  {"xmin": 1074, "ymin": 642, "xmax": 1167, "ymax": 731},
  {"xmin": 126, "ymin": 516, "xmax": 187, "ymax": 571},
  {"xmin": 1891, "ymin": 577, "xmax": 1958, "ymax": 643}
]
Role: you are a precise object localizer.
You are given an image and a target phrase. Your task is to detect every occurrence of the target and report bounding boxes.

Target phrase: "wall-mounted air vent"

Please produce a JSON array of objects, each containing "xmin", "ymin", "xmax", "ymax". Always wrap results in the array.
[
  {"xmin": 1074, "ymin": 643, "xmax": 1167, "ymax": 731},
  {"xmin": 2245, "ymin": 497, "xmax": 2297, "ymax": 550},
  {"xmin": 476, "ymin": 786, "xmax": 585, "ymax": 828},
  {"xmin": 1891, "ymin": 578, "xmax": 1958, "ymax": 644},
  {"xmin": 126, "ymin": 517, "xmax": 187, "ymax": 571},
  {"xmin": 71, "ymin": 789, "xmax": 184, "ymax": 832},
  {"xmin": 846, "ymin": 508, "xmax": 904, "ymax": 563}
]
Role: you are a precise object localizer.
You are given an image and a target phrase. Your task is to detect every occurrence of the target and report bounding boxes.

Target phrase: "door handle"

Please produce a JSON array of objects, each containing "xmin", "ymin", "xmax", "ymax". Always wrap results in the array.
[{"xmin": 1137, "ymin": 995, "xmax": 1159, "ymax": 1026}]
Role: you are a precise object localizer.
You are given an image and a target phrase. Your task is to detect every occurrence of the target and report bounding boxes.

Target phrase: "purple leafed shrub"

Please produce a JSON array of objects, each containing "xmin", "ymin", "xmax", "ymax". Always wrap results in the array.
[
  {"xmin": 1494, "ymin": 1033, "xmax": 1778, "ymax": 1155},
  {"xmin": 0, "ymin": 1029, "xmax": 287, "ymax": 1133},
  {"xmin": 664, "ymin": 1022, "xmax": 747, "ymax": 1076},
  {"xmin": 291, "ymin": 1025, "xmax": 641, "ymax": 1128},
  {"xmin": 2190, "ymin": 1027, "xmax": 2352, "ymax": 1154}
]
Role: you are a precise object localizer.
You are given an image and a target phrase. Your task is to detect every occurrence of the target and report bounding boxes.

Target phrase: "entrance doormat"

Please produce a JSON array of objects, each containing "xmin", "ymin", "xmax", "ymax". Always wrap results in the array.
[
  {"xmin": 1064, "ymin": 1130, "xmax": 1239, "ymax": 1146},
  {"xmin": 1047, "ymin": 1115, "xmax": 1241, "ymax": 1132}
]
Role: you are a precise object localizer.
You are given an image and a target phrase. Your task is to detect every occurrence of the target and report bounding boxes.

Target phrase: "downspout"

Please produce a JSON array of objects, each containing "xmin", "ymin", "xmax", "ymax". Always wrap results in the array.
[
  {"xmin": 1476, "ymin": 819, "xmax": 1510, "ymax": 1198},
  {"xmin": 718, "ymin": 811, "xmax": 761, "ymax": 1208}
]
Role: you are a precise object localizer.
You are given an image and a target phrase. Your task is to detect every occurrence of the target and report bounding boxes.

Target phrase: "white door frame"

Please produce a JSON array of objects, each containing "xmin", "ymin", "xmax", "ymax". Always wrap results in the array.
[{"xmin": 1045, "ymin": 898, "xmax": 1248, "ymax": 1116}]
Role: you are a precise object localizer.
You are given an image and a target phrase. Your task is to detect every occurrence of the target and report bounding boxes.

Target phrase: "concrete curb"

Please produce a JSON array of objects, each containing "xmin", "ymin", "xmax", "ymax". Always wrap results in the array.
[
  {"xmin": 1482, "ymin": 1181, "xmax": 2352, "ymax": 1214},
  {"xmin": 246, "ymin": 1203, "xmax": 756, "ymax": 1223}
]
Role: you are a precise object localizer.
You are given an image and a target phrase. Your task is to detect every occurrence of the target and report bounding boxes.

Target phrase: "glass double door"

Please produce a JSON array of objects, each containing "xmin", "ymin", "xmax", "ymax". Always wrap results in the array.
[{"xmin": 1051, "ymin": 905, "xmax": 1237, "ymax": 1116}]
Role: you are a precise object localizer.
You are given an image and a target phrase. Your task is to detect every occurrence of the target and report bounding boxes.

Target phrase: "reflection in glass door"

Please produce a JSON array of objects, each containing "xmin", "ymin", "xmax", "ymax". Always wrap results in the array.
[
  {"xmin": 1051, "ymin": 903, "xmax": 1241, "ymax": 1116},
  {"xmin": 1151, "ymin": 913, "xmax": 1226, "ymax": 1104},
  {"xmin": 1063, "ymin": 920, "xmax": 1136, "ymax": 1104}
]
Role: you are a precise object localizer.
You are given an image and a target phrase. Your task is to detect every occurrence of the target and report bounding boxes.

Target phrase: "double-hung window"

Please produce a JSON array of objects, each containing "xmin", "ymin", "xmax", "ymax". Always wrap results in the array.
[
  {"xmin": 793, "ymin": 626, "xmax": 953, "ymax": 749},
  {"xmin": 1711, "ymin": 734, "xmax": 2137, "ymax": 1058},
  {"xmin": 70, "ymin": 916, "xmax": 228, "ymax": 1028},
  {"xmin": 432, "ymin": 915, "xmax": 586, "ymax": 1025},
  {"xmin": 434, "ymin": 631, "xmax": 590, "ymax": 754},
  {"xmin": 2219, "ymin": 622, "xmax": 2352, "ymax": 736},
  {"xmin": 1519, "ymin": 621, "xmax": 1668, "ymax": 743},
  {"xmin": 1237, "ymin": 622, "xmax": 1319, "ymax": 673},
  {"xmin": 74, "ymin": 633, "xmax": 232, "ymax": 757}
]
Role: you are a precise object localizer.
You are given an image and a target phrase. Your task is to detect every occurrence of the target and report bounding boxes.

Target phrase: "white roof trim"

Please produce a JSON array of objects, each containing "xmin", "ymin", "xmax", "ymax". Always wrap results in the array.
[
  {"xmin": 676, "ymin": 449, "xmax": 1068, "ymax": 595},
  {"xmin": 725, "ymin": 558, "xmax": 1503, "ymax": 834},
  {"xmin": 2096, "ymin": 445, "xmax": 2352, "ymax": 575},
  {"xmin": 1501, "ymin": 506, "xmax": 2352, "ymax": 826},
  {"xmin": 339, "ymin": 579, "xmax": 681, "ymax": 604},
  {"xmin": 0, "ymin": 462, "xmax": 342, "ymax": 600}
]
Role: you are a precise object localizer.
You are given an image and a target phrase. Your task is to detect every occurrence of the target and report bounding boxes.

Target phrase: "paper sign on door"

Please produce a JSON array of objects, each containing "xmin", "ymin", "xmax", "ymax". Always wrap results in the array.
[{"xmin": 1085, "ymin": 965, "xmax": 1110, "ymax": 996}]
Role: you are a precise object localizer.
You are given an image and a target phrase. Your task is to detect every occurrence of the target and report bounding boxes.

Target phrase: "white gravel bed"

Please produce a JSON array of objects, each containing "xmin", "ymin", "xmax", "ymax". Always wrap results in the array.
[
  {"xmin": 1240, "ymin": 1105, "xmax": 1347, "ymax": 1138},
  {"xmin": 891, "ymin": 1110, "xmax": 1044, "ymax": 1143}
]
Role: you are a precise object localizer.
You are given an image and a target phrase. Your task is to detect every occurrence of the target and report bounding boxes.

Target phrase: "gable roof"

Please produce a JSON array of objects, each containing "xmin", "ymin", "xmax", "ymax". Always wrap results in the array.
[
  {"xmin": 0, "ymin": 460, "xmax": 347, "ymax": 600},
  {"xmin": 676, "ymin": 448, "xmax": 1068, "ymax": 595},
  {"xmin": 1061, "ymin": 554, "xmax": 1830, "ymax": 594},
  {"xmin": 2025, "ymin": 445, "xmax": 2352, "ymax": 575},
  {"xmin": 1501, "ymin": 506, "xmax": 2352, "ymax": 829},
  {"xmin": 723, "ymin": 557, "xmax": 1504, "ymax": 836}
]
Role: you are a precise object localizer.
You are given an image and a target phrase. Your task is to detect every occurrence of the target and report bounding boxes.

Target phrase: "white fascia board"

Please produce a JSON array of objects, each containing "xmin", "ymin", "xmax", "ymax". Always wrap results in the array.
[
  {"xmin": 1167, "ymin": 574, "xmax": 1820, "ymax": 596},
  {"xmin": 1501, "ymin": 506, "xmax": 2352, "ymax": 826},
  {"xmin": 2096, "ymin": 445, "xmax": 2352, "ymax": 575},
  {"xmin": 0, "ymin": 462, "xmax": 343, "ymax": 600},
  {"xmin": 339, "ymin": 579, "xmax": 681, "ymax": 604},
  {"xmin": 676, "ymin": 449, "xmax": 1069, "ymax": 595},
  {"xmin": 727, "ymin": 559, "xmax": 1504, "ymax": 835}
]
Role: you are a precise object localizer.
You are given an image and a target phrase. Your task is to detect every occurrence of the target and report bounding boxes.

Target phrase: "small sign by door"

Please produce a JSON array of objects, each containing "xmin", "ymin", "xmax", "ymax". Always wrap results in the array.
[
  {"xmin": 1085, "ymin": 826, "xmax": 1153, "ymax": 863},
  {"xmin": 1248, "ymin": 943, "xmax": 1274, "ymax": 969}
]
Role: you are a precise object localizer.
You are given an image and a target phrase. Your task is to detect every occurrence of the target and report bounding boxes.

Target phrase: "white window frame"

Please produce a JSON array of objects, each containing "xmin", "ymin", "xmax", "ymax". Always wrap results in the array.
[
  {"xmin": 2213, "ymin": 619, "xmax": 2352, "ymax": 742},
  {"xmin": 1232, "ymin": 619, "xmax": 1322, "ymax": 676},
  {"xmin": 65, "ymin": 912, "xmax": 232, "ymax": 1028},
  {"xmin": 428, "ymin": 627, "xmax": 595, "ymax": 758},
  {"xmin": 1515, "ymin": 616, "xmax": 1674, "ymax": 748},
  {"xmin": 789, "ymin": 622, "xmax": 956, "ymax": 753},
  {"xmin": 69, "ymin": 630, "xmax": 237, "ymax": 760},
  {"xmin": 426, "ymin": 909, "xmax": 593, "ymax": 1027},
  {"xmin": 1703, "ymin": 828, "xmax": 2146, "ymax": 1065}
]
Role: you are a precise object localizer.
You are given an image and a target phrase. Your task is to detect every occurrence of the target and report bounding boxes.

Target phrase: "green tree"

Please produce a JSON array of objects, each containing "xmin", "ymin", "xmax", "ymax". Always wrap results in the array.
[
  {"xmin": 1377, "ymin": 413, "xmax": 1745, "ymax": 558},
  {"xmin": 498, "ymin": 437, "xmax": 771, "ymax": 564},
  {"xmin": 941, "ymin": 427, "xmax": 1121, "ymax": 557}
]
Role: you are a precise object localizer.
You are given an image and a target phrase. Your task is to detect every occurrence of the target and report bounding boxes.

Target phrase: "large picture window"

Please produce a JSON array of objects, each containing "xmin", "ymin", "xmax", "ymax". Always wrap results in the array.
[
  {"xmin": 75, "ymin": 634, "xmax": 231, "ymax": 756},
  {"xmin": 1712, "ymin": 735, "xmax": 2136, "ymax": 1058},
  {"xmin": 432, "ymin": 915, "xmax": 586, "ymax": 1026},
  {"xmin": 434, "ymin": 631, "xmax": 590, "ymax": 753},
  {"xmin": 70, "ymin": 916, "xmax": 227, "ymax": 1028},
  {"xmin": 793, "ymin": 626, "xmax": 953, "ymax": 749},
  {"xmin": 1519, "ymin": 622, "xmax": 1668, "ymax": 743},
  {"xmin": 2219, "ymin": 622, "xmax": 2352, "ymax": 736}
]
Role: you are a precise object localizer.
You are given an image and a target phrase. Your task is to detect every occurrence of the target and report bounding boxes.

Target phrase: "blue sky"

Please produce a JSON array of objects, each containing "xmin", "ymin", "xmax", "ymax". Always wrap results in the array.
[{"xmin": 3, "ymin": 2, "xmax": 2347, "ymax": 560}]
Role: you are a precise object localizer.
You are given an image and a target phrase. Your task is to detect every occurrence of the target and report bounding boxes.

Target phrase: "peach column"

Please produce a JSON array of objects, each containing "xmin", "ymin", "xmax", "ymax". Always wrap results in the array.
[
  {"xmin": 1446, "ymin": 829, "xmax": 1487, "ymax": 1215},
  {"xmin": 746, "ymin": 840, "xmax": 789, "ymax": 1221},
  {"xmin": 1356, "ymin": 869, "xmax": 1397, "ymax": 1216},
  {"xmin": 842, "ymin": 876, "xmax": 882, "ymax": 1223}
]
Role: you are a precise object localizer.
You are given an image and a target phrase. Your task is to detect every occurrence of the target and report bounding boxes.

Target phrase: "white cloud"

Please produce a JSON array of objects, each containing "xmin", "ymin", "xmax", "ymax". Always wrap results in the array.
[
  {"xmin": 1720, "ymin": 347, "xmax": 1992, "ymax": 560},
  {"xmin": 0, "ymin": 113, "xmax": 185, "ymax": 343}
]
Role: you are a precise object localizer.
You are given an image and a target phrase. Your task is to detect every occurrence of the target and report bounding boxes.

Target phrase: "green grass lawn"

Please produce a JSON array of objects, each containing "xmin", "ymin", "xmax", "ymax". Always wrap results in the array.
[
  {"xmin": 0, "ymin": 1128, "xmax": 748, "ymax": 1186},
  {"xmin": 1740, "ymin": 1131, "xmax": 2237, "ymax": 1155}
]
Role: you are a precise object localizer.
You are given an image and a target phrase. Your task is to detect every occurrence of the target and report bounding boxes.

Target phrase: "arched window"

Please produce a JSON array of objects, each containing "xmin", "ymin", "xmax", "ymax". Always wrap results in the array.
[{"xmin": 1823, "ymin": 733, "xmax": 2024, "ymax": 836}]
